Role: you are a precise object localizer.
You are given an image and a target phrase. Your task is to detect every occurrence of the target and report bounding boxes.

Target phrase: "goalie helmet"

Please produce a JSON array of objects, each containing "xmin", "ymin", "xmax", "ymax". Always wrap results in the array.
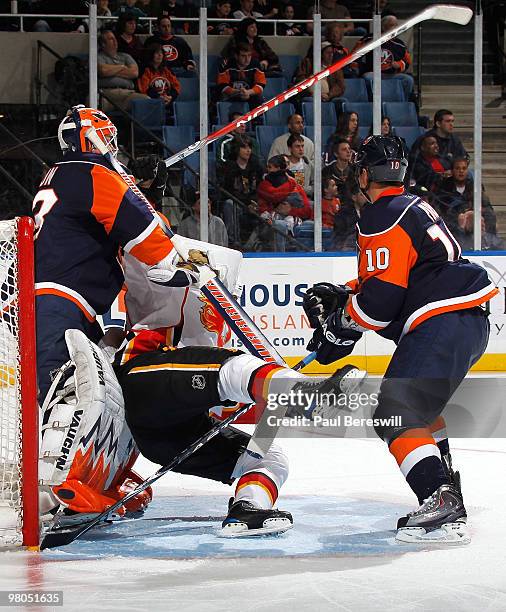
[
  {"xmin": 57, "ymin": 105, "xmax": 118, "ymax": 156},
  {"xmin": 354, "ymin": 135, "xmax": 408, "ymax": 184}
]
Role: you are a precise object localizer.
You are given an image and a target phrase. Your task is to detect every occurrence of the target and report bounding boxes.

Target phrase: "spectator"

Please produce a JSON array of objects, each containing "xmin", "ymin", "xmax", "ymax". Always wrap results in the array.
[
  {"xmin": 233, "ymin": 0, "xmax": 263, "ymax": 20},
  {"xmin": 217, "ymin": 43, "xmax": 266, "ymax": 107},
  {"xmin": 320, "ymin": 0, "xmax": 367, "ymax": 36},
  {"xmin": 98, "ymin": 0, "xmax": 112, "ymax": 17},
  {"xmin": 217, "ymin": 135, "xmax": 264, "ymax": 248},
  {"xmin": 294, "ymin": 42, "xmax": 345, "ymax": 102},
  {"xmin": 144, "ymin": 16, "xmax": 196, "ymax": 74},
  {"xmin": 115, "ymin": 14, "xmax": 144, "ymax": 65},
  {"xmin": 369, "ymin": 115, "xmax": 393, "ymax": 137},
  {"xmin": 257, "ymin": 155, "xmax": 313, "ymax": 252},
  {"xmin": 138, "ymin": 44, "xmax": 181, "ymax": 112},
  {"xmin": 159, "ymin": 0, "xmax": 198, "ymax": 34},
  {"xmin": 208, "ymin": 1, "xmax": 236, "ymax": 35},
  {"xmin": 303, "ymin": 6, "xmax": 315, "ymax": 38},
  {"xmin": 321, "ymin": 177, "xmax": 341, "ymax": 229},
  {"xmin": 287, "ymin": 134, "xmax": 314, "ymax": 199},
  {"xmin": 333, "ymin": 188, "xmax": 360, "ymax": 251},
  {"xmin": 278, "ymin": 5, "xmax": 303, "ymax": 37},
  {"xmin": 216, "ymin": 111, "xmax": 260, "ymax": 163},
  {"xmin": 225, "ymin": 18, "xmax": 282, "ymax": 75},
  {"xmin": 325, "ymin": 111, "xmax": 360, "ymax": 163},
  {"xmin": 354, "ymin": 15, "xmax": 414, "ymax": 100},
  {"xmin": 97, "ymin": 29, "xmax": 149, "ymax": 112},
  {"xmin": 323, "ymin": 138, "xmax": 353, "ymax": 200},
  {"xmin": 410, "ymin": 134, "xmax": 452, "ymax": 192},
  {"xmin": 268, "ymin": 114, "xmax": 315, "ymax": 162},
  {"xmin": 178, "ymin": 194, "xmax": 229, "ymax": 247},
  {"xmin": 114, "ymin": 0, "xmax": 147, "ymax": 19},
  {"xmin": 424, "ymin": 109, "xmax": 469, "ymax": 164},
  {"xmin": 436, "ymin": 157, "xmax": 497, "ymax": 237},
  {"xmin": 320, "ymin": 22, "xmax": 355, "ymax": 78}
]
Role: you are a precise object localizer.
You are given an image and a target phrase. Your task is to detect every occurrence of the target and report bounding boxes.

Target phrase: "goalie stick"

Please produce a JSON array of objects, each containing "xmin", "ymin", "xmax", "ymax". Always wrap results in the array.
[
  {"xmin": 86, "ymin": 127, "xmax": 286, "ymax": 367},
  {"xmin": 163, "ymin": 4, "xmax": 472, "ymax": 168},
  {"xmin": 40, "ymin": 353, "xmax": 315, "ymax": 550}
]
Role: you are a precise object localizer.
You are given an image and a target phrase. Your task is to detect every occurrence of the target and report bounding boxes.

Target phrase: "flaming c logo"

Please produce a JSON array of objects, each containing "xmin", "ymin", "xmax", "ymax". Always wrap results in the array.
[{"xmin": 199, "ymin": 296, "xmax": 232, "ymax": 347}]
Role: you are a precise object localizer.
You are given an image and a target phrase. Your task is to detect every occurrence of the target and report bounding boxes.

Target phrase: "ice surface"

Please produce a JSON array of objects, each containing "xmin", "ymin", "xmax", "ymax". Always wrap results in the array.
[{"xmin": 1, "ymin": 437, "xmax": 505, "ymax": 611}]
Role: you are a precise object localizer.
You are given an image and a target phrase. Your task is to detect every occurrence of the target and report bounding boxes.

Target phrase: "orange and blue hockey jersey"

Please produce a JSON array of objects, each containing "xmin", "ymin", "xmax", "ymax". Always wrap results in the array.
[
  {"xmin": 345, "ymin": 187, "xmax": 498, "ymax": 343},
  {"xmin": 33, "ymin": 152, "xmax": 174, "ymax": 321}
]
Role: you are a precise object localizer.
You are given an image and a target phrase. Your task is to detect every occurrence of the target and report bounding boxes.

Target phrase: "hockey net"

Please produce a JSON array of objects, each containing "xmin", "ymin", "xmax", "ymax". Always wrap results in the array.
[{"xmin": 0, "ymin": 217, "xmax": 39, "ymax": 548}]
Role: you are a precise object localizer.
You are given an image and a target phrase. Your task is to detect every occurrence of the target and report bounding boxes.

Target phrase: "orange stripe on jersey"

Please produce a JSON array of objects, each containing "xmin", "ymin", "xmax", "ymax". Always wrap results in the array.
[
  {"xmin": 128, "ymin": 223, "xmax": 174, "ymax": 266},
  {"xmin": 120, "ymin": 328, "xmax": 168, "ymax": 365},
  {"xmin": 346, "ymin": 298, "xmax": 385, "ymax": 331},
  {"xmin": 90, "ymin": 165, "xmax": 128, "ymax": 234},
  {"xmin": 372, "ymin": 186, "xmax": 404, "ymax": 202},
  {"xmin": 345, "ymin": 278, "xmax": 359, "ymax": 293},
  {"xmin": 35, "ymin": 287, "xmax": 95, "ymax": 322},
  {"xmin": 406, "ymin": 287, "xmax": 499, "ymax": 334},
  {"xmin": 358, "ymin": 223, "xmax": 418, "ymax": 289},
  {"xmin": 388, "ymin": 427, "xmax": 436, "ymax": 467}
]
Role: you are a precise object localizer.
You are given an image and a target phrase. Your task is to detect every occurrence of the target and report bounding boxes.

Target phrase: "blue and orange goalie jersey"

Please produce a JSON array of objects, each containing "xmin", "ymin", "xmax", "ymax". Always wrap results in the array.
[
  {"xmin": 345, "ymin": 187, "xmax": 498, "ymax": 343},
  {"xmin": 33, "ymin": 152, "xmax": 174, "ymax": 321}
]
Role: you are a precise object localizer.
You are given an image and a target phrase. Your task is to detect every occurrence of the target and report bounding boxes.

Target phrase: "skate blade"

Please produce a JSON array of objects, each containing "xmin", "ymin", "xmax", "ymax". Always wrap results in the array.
[
  {"xmin": 219, "ymin": 517, "xmax": 293, "ymax": 538},
  {"xmin": 396, "ymin": 521, "xmax": 471, "ymax": 545}
]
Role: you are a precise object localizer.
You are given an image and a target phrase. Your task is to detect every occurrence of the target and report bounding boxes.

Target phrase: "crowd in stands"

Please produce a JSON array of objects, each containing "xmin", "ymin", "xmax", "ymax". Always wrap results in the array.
[{"xmin": 5, "ymin": 0, "xmax": 500, "ymax": 252}]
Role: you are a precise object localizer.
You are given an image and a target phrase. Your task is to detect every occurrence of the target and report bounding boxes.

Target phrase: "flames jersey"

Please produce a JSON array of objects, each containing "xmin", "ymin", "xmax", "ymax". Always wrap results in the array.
[
  {"xmin": 345, "ymin": 188, "xmax": 498, "ymax": 343},
  {"xmin": 33, "ymin": 152, "xmax": 174, "ymax": 320}
]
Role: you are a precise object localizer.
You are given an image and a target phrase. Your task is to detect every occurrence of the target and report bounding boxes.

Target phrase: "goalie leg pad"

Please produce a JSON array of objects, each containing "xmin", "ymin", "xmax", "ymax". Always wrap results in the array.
[{"xmin": 39, "ymin": 330, "xmax": 137, "ymax": 514}]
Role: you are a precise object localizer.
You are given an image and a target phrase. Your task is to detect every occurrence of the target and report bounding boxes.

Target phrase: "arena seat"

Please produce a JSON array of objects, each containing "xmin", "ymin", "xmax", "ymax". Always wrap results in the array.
[
  {"xmin": 393, "ymin": 126, "xmax": 426, "ymax": 149},
  {"xmin": 173, "ymin": 101, "xmax": 200, "ymax": 130},
  {"xmin": 278, "ymin": 55, "xmax": 300, "ymax": 81},
  {"xmin": 162, "ymin": 125, "xmax": 196, "ymax": 158},
  {"xmin": 256, "ymin": 125, "xmax": 286, "ymax": 161},
  {"xmin": 129, "ymin": 98, "xmax": 165, "ymax": 155},
  {"xmin": 262, "ymin": 103, "xmax": 296, "ymax": 126},
  {"xmin": 342, "ymin": 102, "xmax": 373, "ymax": 128},
  {"xmin": 382, "ymin": 102, "xmax": 419, "ymax": 126},
  {"xmin": 216, "ymin": 101, "xmax": 249, "ymax": 124},
  {"xmin": 302, "ymin": 102, "xmax": 337, "ymax": 127}
]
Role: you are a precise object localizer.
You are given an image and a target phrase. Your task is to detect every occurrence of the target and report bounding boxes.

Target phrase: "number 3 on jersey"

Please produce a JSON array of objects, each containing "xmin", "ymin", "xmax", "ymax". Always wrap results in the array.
[
  {"xmin": 32, "ymin": 189, "xmax": 58, "ymax": 237},
  {"xmin": 365, "ymin": 247, "xmax": 390, "ymax": 272}
]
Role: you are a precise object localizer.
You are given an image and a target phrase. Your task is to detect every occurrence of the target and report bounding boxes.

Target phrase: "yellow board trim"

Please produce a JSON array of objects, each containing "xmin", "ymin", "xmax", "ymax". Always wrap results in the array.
[{"xmin": 284, "ymin": 353, "xmax": 506, "ymax": 375}]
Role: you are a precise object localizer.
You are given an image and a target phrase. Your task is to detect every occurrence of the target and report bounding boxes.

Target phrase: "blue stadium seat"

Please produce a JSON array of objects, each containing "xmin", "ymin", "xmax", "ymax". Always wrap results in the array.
[
  {"xmin": 162, "ymin": 125, "xmax": 196, "ymax": 158},
  {"xmin": 278, "ymin": 55, "xmax": 300, "ymax": 81},
  {"xmin": 302, "ymin": 102, "xmax": 337, "ymax": 127},
  {"xmin": 173, "ymin": 101, "xmax": 200, "ymax": 130},
  {"xmin": 358, "ymin": 126, "xmax": 371, "ymax": 141},
  {"xmin": 340, "ymin": 78, "xmax": 369, "ymax": 102},
  {"xmin": 182, "ymin": 151, "xmax": 200, "ymax": 189},
  {"xmin": 176, "ymin": 78, "xmax": 199, "ymax": 101},
  {"xmin": 342, "ymin": 102, "xmax": 373, "ymax": 127},
  {"xmin": 129, "ymin": 98, "xmax": 165, "ymax": 155},
  {"xmin": 256, "ymin": 125, "xmax": 286, "ymax": 161},
  {"xmin": 293, "ymin": 224, "xmax": 334, "ymax": 251},
  {"xmin": 382, "ymin": 102, "xmax": 418, "ymax": 126},
  {"xmin": 263, "ymin": 103, "xmax": 295, "ymax": 126},
  {"xmin": 380, "ymin": 79, "xmax": 406, "ymax": 102},
  {"xmin": 393, "ymin": 126, "xmax": 426, "ymax": 149},
  {"xmin": 262, "ymin": 77, "xmax": 288, "ymax": 100},
  {"xmin": 304, "ymin": 126, "xmax": 335, "ymax": 146},
  {"xmin": 216, "ymin": 101, "xmax": 249, "ymax": 124}
]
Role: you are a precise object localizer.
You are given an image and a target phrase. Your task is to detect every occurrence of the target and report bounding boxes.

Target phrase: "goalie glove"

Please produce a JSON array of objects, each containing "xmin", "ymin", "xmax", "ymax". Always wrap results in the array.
[
  {"xmin": 302, "ymin": 282, "xmax": 351, "ymax": 329},
  {"xmin": 307, "ymin": 311, "xmax": 362, "ymax": 365},
  {"xmin": 147, "ymin": 249, "xmax": 200, "ymax": 288}
]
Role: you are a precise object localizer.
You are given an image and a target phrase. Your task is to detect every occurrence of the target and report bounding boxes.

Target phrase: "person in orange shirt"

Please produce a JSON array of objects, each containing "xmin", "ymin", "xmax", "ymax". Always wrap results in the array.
[
  {"xmin": 138, "ymin": 43, "xmax": 181, "ymax": 111},
  {"xmin": 302, "ymin": 136, "xmax": 497, "ymax": 545}
]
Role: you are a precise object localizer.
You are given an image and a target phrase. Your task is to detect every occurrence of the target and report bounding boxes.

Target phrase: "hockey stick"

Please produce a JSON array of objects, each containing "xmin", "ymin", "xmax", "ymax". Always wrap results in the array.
[
  {"xmin": 163, "ymin": 4, "xmax": 472, "ymax": 167},
  {"xmin": 86, "ymin": 127, "xmax": 286, "ymax": 367},
  {"xmin": 39, "ymin": 354, "xmax": 314, "ymax": 550}
]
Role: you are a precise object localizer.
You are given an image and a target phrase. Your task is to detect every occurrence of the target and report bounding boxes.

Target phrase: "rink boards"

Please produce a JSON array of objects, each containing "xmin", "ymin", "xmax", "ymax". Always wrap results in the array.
[{"xmin": 235, "ymin": 251, "xmax": 506, "ymax": 373}]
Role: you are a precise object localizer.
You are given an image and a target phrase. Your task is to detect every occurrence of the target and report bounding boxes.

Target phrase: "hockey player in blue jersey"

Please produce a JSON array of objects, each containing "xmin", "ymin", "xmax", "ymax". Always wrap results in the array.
[
  {"xmin": 303, "ymin": 135, "xmax": 498, "ymax": 544},
  {"xmin": 32, "ymin": 105, "xmax": 199, "ymax": 404}
]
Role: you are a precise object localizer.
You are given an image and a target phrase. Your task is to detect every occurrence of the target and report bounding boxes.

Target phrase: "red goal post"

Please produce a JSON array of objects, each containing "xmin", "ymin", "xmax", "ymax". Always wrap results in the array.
[{"xmin": 0, "ymin": 217, "xmax": 39, "ymax": 549}]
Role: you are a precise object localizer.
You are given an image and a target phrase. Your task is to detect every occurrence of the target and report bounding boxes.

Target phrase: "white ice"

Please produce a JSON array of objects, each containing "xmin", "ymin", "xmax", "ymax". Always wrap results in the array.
[{"xmin": 1, "ymin": 433, "xmax": 505, "ymax": 611}]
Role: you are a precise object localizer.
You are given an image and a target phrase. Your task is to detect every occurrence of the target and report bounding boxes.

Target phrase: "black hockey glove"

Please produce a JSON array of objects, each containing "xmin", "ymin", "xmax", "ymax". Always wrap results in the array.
[
  {"xmin": 302, "ymin": 282, "xmax": 351, "ymax": 329},
  {"xmin": 307, "ymin": 311, "xmax": 362, "ymax": 365}
]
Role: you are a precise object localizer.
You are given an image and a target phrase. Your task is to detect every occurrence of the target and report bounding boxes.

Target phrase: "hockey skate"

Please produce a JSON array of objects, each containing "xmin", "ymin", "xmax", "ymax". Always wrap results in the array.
[
  {"xmin": 220, "ymin": 499, "xmax": 293, "ymax": 538},
  {"xmin": 289, "ymin": 364, "xmax": 367, "ymax": 420},
  {"xmin": 396, "ymin": 484, "xmax": 470, "ymax": 545}
]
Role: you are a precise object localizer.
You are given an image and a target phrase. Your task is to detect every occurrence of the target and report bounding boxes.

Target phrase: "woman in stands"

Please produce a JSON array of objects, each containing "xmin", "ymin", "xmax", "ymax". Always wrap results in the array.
[
  {"xmin": 277, "ymin": 4, "xmax": 303, "ymax": 37},
  {"xmin": 138, "ymin": 44, "xmax": 181, "ymax": 114},
  {"xmin": 368, "ymin": 115, "xmax": 393, "ymax": 137},
  {"xmin": 325, "ymin": 111, "xmax": 361, "ymax": 164},
  {"xmin": 115, "ymin": 14, "xmax": 144, "ymax": 65},
  {"xmin": 224, "ymin": 18, "xmax": 282, "ymax": 75}
]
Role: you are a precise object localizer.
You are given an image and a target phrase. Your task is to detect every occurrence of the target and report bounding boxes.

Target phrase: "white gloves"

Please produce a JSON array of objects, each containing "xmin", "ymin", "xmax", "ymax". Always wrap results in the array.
[{"xmin": 147, "ymin": 250, "xmax": 200, "ymax": 288}]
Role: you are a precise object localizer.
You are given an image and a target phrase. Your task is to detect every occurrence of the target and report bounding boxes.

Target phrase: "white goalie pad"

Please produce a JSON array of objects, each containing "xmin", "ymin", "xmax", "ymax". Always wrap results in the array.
[
  {"xmin": 123, "ymin": 236, "xmax": 243, "ymax": 347},
  {"xmin": 38, "ymin": 330, "xmax": 135, "ymax": 513}
]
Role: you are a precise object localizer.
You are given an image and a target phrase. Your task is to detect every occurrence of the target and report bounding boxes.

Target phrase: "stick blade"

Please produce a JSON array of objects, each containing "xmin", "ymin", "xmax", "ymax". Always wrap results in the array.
[
  {"xmin": 432, "ymin": 5, "xmax": 473, "ymax": 26},
  {"xmin": 40, "ymin": 528, "xmax": 81, "ymax": 550}
]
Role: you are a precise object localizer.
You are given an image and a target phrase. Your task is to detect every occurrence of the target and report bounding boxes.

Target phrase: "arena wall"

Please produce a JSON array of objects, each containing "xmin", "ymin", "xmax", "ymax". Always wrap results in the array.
[{"xmin": 238, "ymin": 252, "xmax": 506, "ymax": 373}]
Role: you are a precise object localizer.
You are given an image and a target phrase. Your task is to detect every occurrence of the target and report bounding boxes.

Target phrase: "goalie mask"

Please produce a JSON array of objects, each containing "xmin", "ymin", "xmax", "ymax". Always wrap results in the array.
[{"xmin": 57, "ymin": 105, "xmax": 118, "ymax": 156}]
